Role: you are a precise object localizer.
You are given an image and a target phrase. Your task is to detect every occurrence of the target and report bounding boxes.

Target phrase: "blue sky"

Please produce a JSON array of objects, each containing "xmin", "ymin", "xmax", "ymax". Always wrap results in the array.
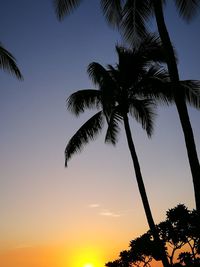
[{"xmin": 0, "ymin": 1, "xmax": 200, "ymax": 267}]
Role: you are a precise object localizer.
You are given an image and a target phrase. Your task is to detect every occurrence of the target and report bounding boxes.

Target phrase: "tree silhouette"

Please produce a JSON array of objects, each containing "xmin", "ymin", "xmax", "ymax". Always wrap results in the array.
[
  {"xmin": 158, "ymin": 204, "xmax": 200, "ymax": 266},
  {"xmin": 65, "ymin": 35, "xmax": 170, "ymax": 267},
  {"xmin": 101, "ymin": 0, "xmax": 200, "ymax": 213},
  {"xmin": 53, "ymin": 0, "xmax": 200, "ymax": 213},
  {"xmin": 0, "ymin": 43, "xmax": 23, "ymax": 80},
  {"xmin": 107, "ymin": 204, "xmax": 200, "ymax": 267}
]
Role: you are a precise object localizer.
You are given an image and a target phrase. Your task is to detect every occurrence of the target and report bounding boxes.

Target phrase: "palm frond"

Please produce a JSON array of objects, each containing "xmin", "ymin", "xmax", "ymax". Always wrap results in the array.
[
  {"xmin": 53, "ymin": 0, "xmax": 82, "ymax": 20},
  {"xmin": 174, "ymin": 0, "xmax": 200, "ymax": 22},
  {"xmin": 105, "ymin": 107, "xmax": 123, "ymax": 145},
  {"xmin": 65, "ymin": 111, "xmax": 104, "ymax": 166},
  {"xmin": 136, "ymin": 66, "xmax": 172, "ymax": 104},
  {"xmin": 115, "ymin": 33, "xmax": 167, "ymax": 87},
  {"xmin": 101, "ymin": 0, "xmax": 123, "ymax": 27},
  {"xmin": 129, "ymin": 98, "xmax": 156, "ymax": 137},
  {"xmin": 179, "ymin": 80, "xmax": 200, "ymax": 108},
  {"xmin": 0, "ymin": 43, "xmax": 23, "ymax": 80},
  {"xmin": 88, "ymin": 62, "xmax": 117, "ymax": 117},
  {"xmin": 67, "ymin": 89, "xmax": 101, "ymax": 116},
  {"xmin": 87, "ymin": 62, "xmax": 112, "ymax": 86},
  {"xmin": 116, "ymin": 45, "xmax": 147, "ymax": 88},
  {"xmin": 120, "ymin": 0, "xmax": 153, "ymax": 45},
  {"xmin": 136, "ymin": 33, "xmax": 167, "ymax": 63},
  {"xmin": 116, "ymin": 45, "xmax": 135, "ymax": 68}
]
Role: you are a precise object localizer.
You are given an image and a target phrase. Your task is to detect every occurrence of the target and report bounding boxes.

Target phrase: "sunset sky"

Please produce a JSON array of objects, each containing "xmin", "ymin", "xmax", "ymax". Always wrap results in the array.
[{"xmin": 0, "ymin": 1, "xmax": 200, "ymax": 267}]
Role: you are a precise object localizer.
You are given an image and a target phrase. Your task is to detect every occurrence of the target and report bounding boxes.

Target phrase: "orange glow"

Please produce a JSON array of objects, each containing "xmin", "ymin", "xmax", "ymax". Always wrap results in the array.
[{"xmin": 68, "ymin": 246, "xmax": 105, "ymax": 267}]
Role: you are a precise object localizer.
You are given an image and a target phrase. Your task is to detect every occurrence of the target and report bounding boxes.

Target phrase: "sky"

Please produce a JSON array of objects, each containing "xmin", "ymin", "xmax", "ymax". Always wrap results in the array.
[{"xmin": 0, "ymin": 1, "xmax": 200, "ymax": 267}]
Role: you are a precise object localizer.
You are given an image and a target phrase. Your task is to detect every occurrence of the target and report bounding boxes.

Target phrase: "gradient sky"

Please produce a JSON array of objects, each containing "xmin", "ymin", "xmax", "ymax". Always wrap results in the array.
[{"xmin": 0, "ymin": 1, "xmax": 200, "ymax": 267}]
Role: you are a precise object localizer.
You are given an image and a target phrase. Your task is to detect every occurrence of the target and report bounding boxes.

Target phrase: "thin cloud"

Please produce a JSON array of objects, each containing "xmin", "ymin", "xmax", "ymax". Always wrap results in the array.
[
  {"xmin": 89, "ymin": 203, "xmax": 100, "ymax": 208},
  {"xmin": 88, "ymin": 204, "xmax": 122, "ymax": 217},
  {"xmin": 99, "ymin": 210, "xmax": 121, "ymax": 217}
]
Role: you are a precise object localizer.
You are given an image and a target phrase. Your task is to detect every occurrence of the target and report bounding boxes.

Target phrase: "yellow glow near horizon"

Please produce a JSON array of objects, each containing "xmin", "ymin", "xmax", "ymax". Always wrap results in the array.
[
  {"xmin": 70, "ymin": 246, "xmax": 104, "ymax": 267},
  {"xmin": 83, "ymin": 263, "xmax": 94, "ymax": 267}
]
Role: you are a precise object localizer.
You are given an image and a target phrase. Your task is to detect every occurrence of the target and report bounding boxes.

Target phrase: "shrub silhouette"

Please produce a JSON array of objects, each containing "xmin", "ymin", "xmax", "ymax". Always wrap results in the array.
[{"xmin": 106, "ymin": 204, "xmax": 200, "ymax": 267}]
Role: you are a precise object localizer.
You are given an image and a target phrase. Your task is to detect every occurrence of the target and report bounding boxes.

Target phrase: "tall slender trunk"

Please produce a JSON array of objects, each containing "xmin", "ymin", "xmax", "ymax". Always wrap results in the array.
[
  {"xmin": 123, "ymin": 113, "xmax": 170, "ymax": 267},
  {"xmin": 153, "ymin": 0, "xmax": 200, "ymax": 212}
]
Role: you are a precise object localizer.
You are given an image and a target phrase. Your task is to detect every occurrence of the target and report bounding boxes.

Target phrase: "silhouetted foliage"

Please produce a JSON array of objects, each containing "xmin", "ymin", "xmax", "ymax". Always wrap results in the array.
[
  {"xmin": 53, "ymin": 0, "xmax": 200, "ymax": 215},
  {"xmin": 106, "ymin": 205, "xmax": 200, "ymax": 267},
  {"xmin": 103, "ymin": 0, "xmax": 200, "ymax": 212},
  {"xmin": 0, "ymin": 43, "xmax": 23, "ymax": 80},
  {"xmin": 65, "ymin": 34, "xmax": 168, "ymax": 164},
  {"xmin": 158, "ymin": 204, "xmax": 200, "ymax": 266}
]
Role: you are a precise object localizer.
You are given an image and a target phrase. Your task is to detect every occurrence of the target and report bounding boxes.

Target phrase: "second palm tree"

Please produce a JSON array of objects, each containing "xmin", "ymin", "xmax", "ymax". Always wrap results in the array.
[{"xmin": 65, "ymin": 36, "xmax": 170, "ymax": 267}]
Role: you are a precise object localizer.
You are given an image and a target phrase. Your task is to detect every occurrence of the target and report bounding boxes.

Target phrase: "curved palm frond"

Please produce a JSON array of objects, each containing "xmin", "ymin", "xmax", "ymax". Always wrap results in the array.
[
  {"xmin": 87, "ymin": 62, "xmax": 113, "ymax": 87},
  {"xmin": 136, "ymin": 33, "xmax": 167, "ymax": 63},
  {"xmin": 67, "ymin": 89, "xmax": 101, "ymax": 116},
  {"xmin": 136, "ymin": 65, "xmax": 172, "ymax": 104},
  {"xmin": 129, "ymin": 98, "xmax": 156, "ymax": 137},
  {"xmin": 88, "ymin": 62, "xmax": 117, "ymax": 117},
  {"xmin": 179, "ymin": 80, "xmax": 200, "ymax": 108},
  {"xmin": 105, "ymin": 107, "xmax": 123, "ymax": 145},
  {"xmin": 120, "ymin": 0, "xmax": 153, "ymax": 44},
  {"xmin": 174, "ymin": 0, "xmax": 200, "ymax": 22},
  {"xmin": 53, "ymin": 0, "xmax": 82, "ymax": 20},
  {"xmin": 101, "ymin": 0, "xmax": 122, "ymax": 27},
  {"xmin": 0, "ymin": 43, "xmax": 23, "ymax": 80},
  {"xmin": 65, "ymin": 110, "xmax": 104, "ymax": 166}
]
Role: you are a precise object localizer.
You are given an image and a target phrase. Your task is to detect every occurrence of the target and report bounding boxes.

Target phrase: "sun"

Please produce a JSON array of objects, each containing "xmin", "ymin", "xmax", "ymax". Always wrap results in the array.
[
  {"xmin": 83, "ymin": 263, "xmax": 94, "ymax": 267},
  {"xmin": 70, "ymin": 246, "xmax": 103, "ymax": 267}
]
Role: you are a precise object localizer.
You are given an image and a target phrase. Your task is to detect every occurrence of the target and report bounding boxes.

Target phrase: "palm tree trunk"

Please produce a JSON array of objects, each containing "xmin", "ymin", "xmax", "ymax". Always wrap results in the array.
[
  {"xmin": 153, "ymin": 0, "xmax": 200, "ymax": 212},
  {"xmin": 123, "ymin": 113, "xmax": 170, "ymax": 267}
]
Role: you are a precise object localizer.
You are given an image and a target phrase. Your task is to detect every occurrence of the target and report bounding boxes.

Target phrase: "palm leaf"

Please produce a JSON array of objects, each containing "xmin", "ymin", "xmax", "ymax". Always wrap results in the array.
[
  {"xmin": 53, "ymin": 0, "xmax": 82, "ymax": 20},
  {"xmin": 120, "ymin": 0, "xmax": 152, "ymax": 44},
  {"xmin": 179, "ymin": 80, "xmax": 200, "ymax": 108},
  {"xmin": 136, "ymin": 33, "xmax": 167, "ymax": 63},
  {"xmin": 174, "ymin": 0, "xmax": 200, "ymax": 22},
  {"xmin": 129, "ymin": 98, "xmax": 156, "ymax": 137},
  {"xmin": 88, "ymin": 62, "xmax": 117, "ymax": 117},
  {"xmin": 116, "ymin": 33, "xmax": 165, "ymax": 66},
  {"xmin": 67, "ymin": 89, "xmax": 101, "ymax": 116},
  {"xmin": 65, "ymin": 111, "xmax": 104, "ymax": 166},
  {"xmin": 0, "ymin": 43, "xmax": 23, "ymax": 80},
  {"xmin": 115, "ymin": 34, "xmax": 167, "ymax": 89},
  {"xmin": 116, "ymin": 45, "xmax": 147, "ymax": 88},
  {"xmin": 136, "ymin": 65, "xmax": 172, "ymax": 104},
  {"xmin": 87, "ymin": 62, "xmax": 113, "ymax": 87},
  {"xmin": 105, "ymin": 107, "xmax": 123, "ymax": 145},
  {"xmin": 101, "ymin": 0, "xmax": 123, "ymax": 27}
]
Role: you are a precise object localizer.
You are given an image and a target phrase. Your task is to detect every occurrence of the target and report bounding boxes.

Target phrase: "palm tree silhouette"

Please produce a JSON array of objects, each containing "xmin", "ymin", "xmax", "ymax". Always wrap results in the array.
[
  {"xmin": 65, "ymin": 35, "xmax": 170, "ymax": 267},
  {"xmin": 101, "ymin": 0, "xmax": 200, "ymax": 212},
  {"xmin": 53, "ymin": 0, "xmax": 200, "ymax": 213},
  {"xmin": 0, "ymin": 43, "xmax": 23, "ymax": 79}
]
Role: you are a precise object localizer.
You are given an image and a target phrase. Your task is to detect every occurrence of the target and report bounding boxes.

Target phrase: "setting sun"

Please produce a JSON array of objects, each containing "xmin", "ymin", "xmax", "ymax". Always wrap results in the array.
[
  {"xmin": 69, "ymin": 246, "xmax": 105, "ymax": 267},
  {"xmin": 83, "ymin": 263, "xmax": 94, "ymax": 267}
]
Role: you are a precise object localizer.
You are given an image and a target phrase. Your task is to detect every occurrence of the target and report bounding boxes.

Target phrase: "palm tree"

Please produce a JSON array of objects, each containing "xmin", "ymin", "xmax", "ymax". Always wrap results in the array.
[
  {"xmin": 53, "ymin": 0, "xmax": 200, "ymax": 213},
  {"xmin": 65, "ymin": 35, "xmax": 170, "ymax": 267},
  {"xmin": 152, "ymin": 0, "xmax": 200, "ymax": 213},
  {"xmin": 101, "ymin": 0, "xmax": 200, "ymax": 212},
  {"xmin": 0, "ymin": 43, "xmax": 23, "ymax": 79}
]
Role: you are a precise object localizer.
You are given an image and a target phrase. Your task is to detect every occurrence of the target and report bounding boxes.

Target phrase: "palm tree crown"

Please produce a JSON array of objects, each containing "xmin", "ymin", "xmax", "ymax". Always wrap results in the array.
[{"xmin": 65, "ymin": 35, "xmax": 168, "ymax": 165}]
